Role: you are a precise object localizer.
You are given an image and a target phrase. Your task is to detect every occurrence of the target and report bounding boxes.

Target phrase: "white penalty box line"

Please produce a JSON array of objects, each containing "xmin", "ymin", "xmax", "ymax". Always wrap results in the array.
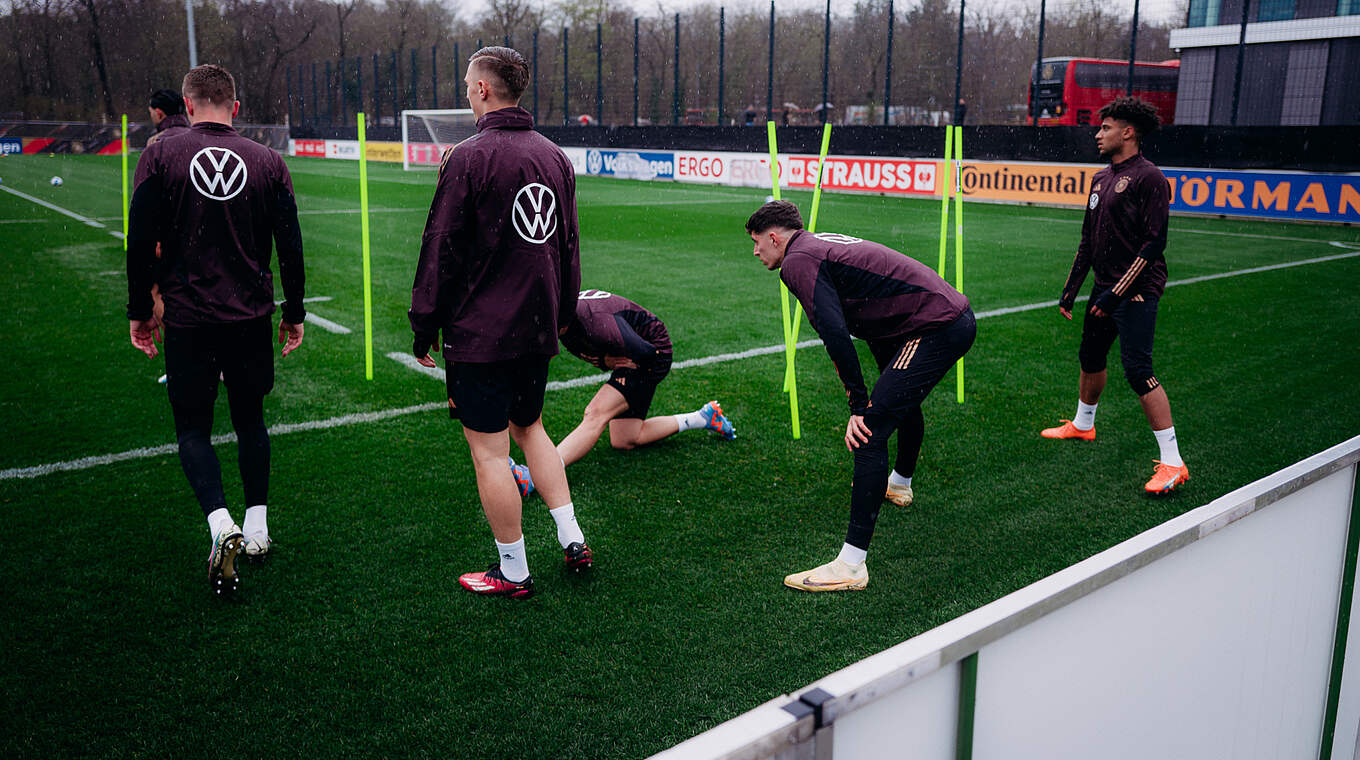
[{"xmin": 3, "ymin": 247, "xmax": 1359, "ymax": 482}]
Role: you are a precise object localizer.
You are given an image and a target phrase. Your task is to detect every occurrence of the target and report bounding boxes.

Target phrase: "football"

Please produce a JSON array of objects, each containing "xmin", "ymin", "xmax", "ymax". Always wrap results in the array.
[{"xmin": 50, "ymin": 176, "xmax": 63, "ymax": 186}]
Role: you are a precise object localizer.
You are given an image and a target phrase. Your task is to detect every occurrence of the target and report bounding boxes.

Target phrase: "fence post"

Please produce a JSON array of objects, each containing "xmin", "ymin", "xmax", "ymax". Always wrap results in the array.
[
  {"xmin": 718, "ymin": 7, "xmax": 726, "ymax": 126},
  {"xmin": 885, "ymin": 0, "xmax": 894, "ymax": 125},
  {"xmin": 821, "ymin": 0, "xmax": 830, "ymax": 125},
  {"xmin": 311, "ymin": 61, "xmax": 319, "ymax": 124},
  {"xmin": 454, "ymin": 42, "xmax": 461, "ymax": 109},
  {"xmin": 1033, "ymin": 0, "xmax": 1046, "ymax": 126},
  {"xmin": 431, "ymin": 44, "xmax": 438, "ymax": 109},
  {"xmin": 596, "ymin": 23, "xmax": 603, "ymax": 125},
  {"xmin": 531, "ymin": 32, "xmax": 538, "ymax": 122},
  {"xmin": 391, "ymin": 49, "xmax": 399, "ymax": 124},
  {"xmin": 286, "ymin": 65, "xmax": 294, "ymax": 126},
  {"xmin": 563, "ymin": 27, "xmax": 570, "ymax": 126},
  {"xmin": 1127, "ymin": 0, "xmax": 1140, "ymax": 95},
  {"xmin": 325, "ymin": 59, "xmax": 333, "ymax": 125},
  {"xmin": 355, "ymin": 56, "xmax": 363, "ymax": 122},
  {"xmin": 410, "ymin": 48, "xmax": 418, "ymax": 110},
  {"xmin": 673, "ymin": 13, "xmax": 681, "ymax": 125},
  {"xmin": 953, "ymin": 0, "xmax": 965, "ymax": 124},
  {"xmin": 633, "ymin": 18, "xmax": 639, "ymax": 126},
  {"xmin": 339, "ymin": 57, "xmax": 347, "ymax": 125},
  {"xmin": 767, "ymin": 1, "xmax": 774, "ymax": 120},
  {"xmin": 372, "ymin": 53, "xmax": 380, "ymax": 124},
  {"xmin": 1231, "ymin": 0, "xmax": 1250, "ymax": 125}
]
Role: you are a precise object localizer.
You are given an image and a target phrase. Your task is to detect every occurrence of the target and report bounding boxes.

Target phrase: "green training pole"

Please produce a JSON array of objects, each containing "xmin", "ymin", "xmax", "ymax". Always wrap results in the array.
[
  {"xmin": 121, "ymin": 114, "xmax": 128, "ymax": 250},
  {"xmin": 936, "ymin": 125, "xmax": 953, "ymax": 277},
  {"xmin": 358, "ymin": 113, "xmax": 374, "ymax": 381},
  {"xmin": 784, "ymin": 122, "xmax": 832, "ymax": 392},
  {"xmin": 766, "ymin": 121, "xmax": 800, "ymax": 439},
  {"xmin": 954, "ymin": 126, "xmax": 965, "ymax": 403}
]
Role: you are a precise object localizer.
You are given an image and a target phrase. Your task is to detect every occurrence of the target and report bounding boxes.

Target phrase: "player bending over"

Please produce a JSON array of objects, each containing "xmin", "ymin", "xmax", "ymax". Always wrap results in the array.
[
  {"xmin": 746, "ymin": 201, "xmax": 975, "ymax": 592},
  {"xmin": 1040, "ymin": 96, "xmax": 1189, "ymax": 495},
  {"xmin": 508, "ymin": 289, "xmax": 735, "ymax": 497}
]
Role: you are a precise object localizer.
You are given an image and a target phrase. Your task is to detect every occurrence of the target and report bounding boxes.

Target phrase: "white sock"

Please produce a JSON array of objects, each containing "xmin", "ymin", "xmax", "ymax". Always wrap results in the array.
[
  {"xmin": 206, "ymin": 507, "xmax": 236, "ymax": 539},
  {"xmin": 1153, "ymin": 426, "xmax": 1183, "ymax": 467},
  {"xmin": 673, "ymin": 409, "xmax": 707, "ymax": 432},
  {"xmin": 888, "ymin": 471, "xmax": 913, "ymax": 488},
  {"xmin": 243, "ymin": 505, "xmax": 268, "ymax": 538},
  {"xmin": 495, "ymin": 537, "xmax": 530, "ymax": 582},
  {"xmin": 836, "ymin": 543, "xmax": 867, "ymax": 567},
  {"xmin": 1073, "ymin": 400, "xmax": 1098, "ymax": 431},
  {"xmin": 549, "ymin": 502, "xmax": 586, "ymax": 548}
]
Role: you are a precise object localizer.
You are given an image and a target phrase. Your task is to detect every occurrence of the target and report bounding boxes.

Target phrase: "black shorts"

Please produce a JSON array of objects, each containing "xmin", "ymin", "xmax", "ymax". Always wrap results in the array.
[
  {"xmin": 607, "ymin": 352, "xmax": 673, "ymax": 420},
  {"xmin": 864, "ymin": 309, "xmax": 976, "ymax": 420},
  {"xmin": 164, "ymin": 316, "xmax": 275, "ymax": 411},
  {"xmin": 446, "ymin": 355, "xmax": 551, "ymax": 434},
  {"xmin": 1078, "ymin": 288, "xmax": 1160, "ymax": 395}
]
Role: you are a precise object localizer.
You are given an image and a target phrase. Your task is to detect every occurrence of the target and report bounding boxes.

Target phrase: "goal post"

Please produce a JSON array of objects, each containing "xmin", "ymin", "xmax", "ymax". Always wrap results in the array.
[{"xmin": 400, "ymin": 108, "xmax": 477, "ymax": 170}]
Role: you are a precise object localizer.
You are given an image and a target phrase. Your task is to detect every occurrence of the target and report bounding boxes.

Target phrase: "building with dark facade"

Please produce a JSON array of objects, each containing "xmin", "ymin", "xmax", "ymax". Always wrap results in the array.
[{"xmin": 1170, "ymin": 0, "xmax": 1359, "ymax": 124}]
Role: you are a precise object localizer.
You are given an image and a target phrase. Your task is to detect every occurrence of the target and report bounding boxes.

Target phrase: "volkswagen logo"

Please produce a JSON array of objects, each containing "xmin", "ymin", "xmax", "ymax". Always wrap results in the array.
[
  {"xmin": 189, "ymin": 146, "xmax": 248, "ymax": 201},
  {"xmin": 586, "ymin": 149, "xmax": 603, "ymax": 175},
  {"xmin": 512, "ymin": 183, "xmax": 558, "ymax": 244}
]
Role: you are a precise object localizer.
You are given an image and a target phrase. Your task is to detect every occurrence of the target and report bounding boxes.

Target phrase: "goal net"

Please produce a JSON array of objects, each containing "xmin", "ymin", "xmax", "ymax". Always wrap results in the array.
[{"xmin": 400, "ymin": 109, "xmax": 477, "ymax": 170}]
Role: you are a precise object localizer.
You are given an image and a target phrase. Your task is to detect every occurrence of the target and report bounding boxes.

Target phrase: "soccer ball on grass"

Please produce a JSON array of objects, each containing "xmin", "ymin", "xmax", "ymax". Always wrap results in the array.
[{"xmin": 50, "ymin": 176, "xmax": 63, "ymax": 187}]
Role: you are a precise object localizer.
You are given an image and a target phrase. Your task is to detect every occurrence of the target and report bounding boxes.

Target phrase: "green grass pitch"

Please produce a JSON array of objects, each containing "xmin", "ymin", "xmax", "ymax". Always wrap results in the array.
[{"xmin": 1, "ymin": 153, "xmax": 1358, "ymax": 758}]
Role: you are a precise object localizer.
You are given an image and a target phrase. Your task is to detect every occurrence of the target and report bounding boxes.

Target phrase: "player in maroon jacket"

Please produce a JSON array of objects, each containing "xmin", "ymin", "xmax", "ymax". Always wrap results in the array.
[
  {"xmin": 410, "ymin": 47, "xmax": 583, "ymax": 599},
  {"xmin": 1040, "ymin": 97, "xmax": 1188, "ymax": 495},
  {"xmin": 746, "ymin": 201, "xmax": 975, "ymax": 592},
  {"xmin": 127, "ymin": 65, "xmax": 306, "ymax": 595},
  {"xmin": 507, "ymin": 289, "xmax": 736, "ymax": 498}
]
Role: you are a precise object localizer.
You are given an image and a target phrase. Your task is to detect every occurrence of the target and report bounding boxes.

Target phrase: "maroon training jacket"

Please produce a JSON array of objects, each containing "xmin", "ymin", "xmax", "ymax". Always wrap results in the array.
[{"xmin": 409, "ymin": 106, "xmax": 580, "ymax": 363}]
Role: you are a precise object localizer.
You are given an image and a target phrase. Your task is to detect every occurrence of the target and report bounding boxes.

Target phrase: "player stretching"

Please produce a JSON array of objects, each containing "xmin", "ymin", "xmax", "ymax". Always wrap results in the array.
[
  {"xmin": 746, "ymin": 201, "xmax": 975, "ymax": 592},
  {"xmin": 508, "ymin": 289, "xmax": 735, "ymax": 497},
  {"xmin": 127, "ymin": 65, "xmax": 306, "ymax": 595},
  {"xmin": 1040, "ymin": 96, "xmax": 1188, "ymax": 495},
  {"xmin": 410, "ymin": 47, "xmax": 584, "ymax": 599}
]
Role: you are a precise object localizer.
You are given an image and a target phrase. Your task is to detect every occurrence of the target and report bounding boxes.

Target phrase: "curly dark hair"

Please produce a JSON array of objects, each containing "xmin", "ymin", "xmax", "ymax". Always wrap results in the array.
[
  {"xmin": 1098, "ymin": 96, "xmax": 1161, "ymax": 139},
  {"xmin": 745, "ymin": 200, "xmax": 804, "ymax": 234}
]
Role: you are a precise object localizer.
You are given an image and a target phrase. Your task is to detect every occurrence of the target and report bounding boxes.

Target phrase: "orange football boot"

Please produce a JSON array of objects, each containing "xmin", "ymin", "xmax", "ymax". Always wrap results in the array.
[
  {"xmin": 1040, "ymin": 419, "xmax": 1096, "ymax": 441},
  {"xmin": 1144, "ymin": 461, "xmax": 1190, "ymax": 494}
]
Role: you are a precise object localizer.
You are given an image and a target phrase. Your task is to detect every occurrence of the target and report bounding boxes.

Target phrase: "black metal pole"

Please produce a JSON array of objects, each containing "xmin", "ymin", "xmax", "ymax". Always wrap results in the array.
[
  {"xmin": 372, "ymin": 53, "xmax": 380, "ymax": 124},
  {"xmin": 531, "ymin": 32, "xmax": 538, "ymax": 121},
  {"xmin": 673, "ymin": 13, "xmax": 680, "ymax": 125},
  {"xmin": 311, "ymin": 61, "xmax": 318, "ymax": 124},
  {"xmin": 1231, "ymin": 0, "xmax": 1249, "ymax": 125},
  {"xmin": 633, "ymin": 18, "xmax": 639, "ymax": 126},
  {"xmin": 563, "ymin": 27, "xmax": 569, "ymax": 126},
  {"xmin": 391, "ymin": 49, "xmax": 399, "ymax": 123},
  {"xmin": 596, "ymin": 23, "xmax": 603, "ymax": 125},
  {"xmin": 504, "ymin": 34, "xmax": 510, "ymax": 48},
  {"xmin": 1127, "ymin": 0, "xmax": 1140, "ymax": 95},
  {"xmin": 325, "ymin": 60, "xmax": 333, "ymax": 125},
  {"xmin": 454, "ymin": 42, "xmax": 461, "ymax": 108},
  {"xmin": 884, "ymin": 0, "xmax": 894, "ymax": 125},
  {"xmin": 355, "ymin": 56, "xmax": 362, "ymax": 119},
  {"xmin": 952, "ymin": 0, "xmax": 965, "ymax": 124},
  {"xmin": 767, "ymin": 0, "xmax": 774, "ymax": 120},
  {"xmin": 718, "ymin": 7, "xmax": 726, "ymax": 125},
  {"xmin": 431, "ymin": 44, "xmax": 438, "ymax": 109},
  {"xmin": 286, "ymin": 65, "xmax": 293, "ymax": 126},
  {"xmin": 339, "ymin": 58, "xmax": 347, "ymax": 125},
  {"xmin": 1033, "ymin": 0, "xmax": 1046, "ymax": 126},
  {"xmin": 410, "ymin": 48, "xmax": 418, "ymax": 110},
  {"xmin": 821, "ymin": 0, "xmax": 830, "ymax": 125}
]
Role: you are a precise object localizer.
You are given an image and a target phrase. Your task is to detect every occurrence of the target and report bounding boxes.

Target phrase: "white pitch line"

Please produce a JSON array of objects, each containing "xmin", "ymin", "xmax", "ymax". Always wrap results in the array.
[
  {"xmin": 6, "ymin": 247, "xmax": 1360, "ymax": 482},
  {"xmin": 305, "ymin": 313, "xmax": 352, "ymax": 334},
  {"xmin": 0, "ymin": 184, "xmax": 118, "ymax": 238},
  {"xmin": 1019, "ymin": 213, "xmax": 1358, "ymax": 245},
  {"xmin": 297, "ymin": 207, "xmax": 427, "ymax": 216}
]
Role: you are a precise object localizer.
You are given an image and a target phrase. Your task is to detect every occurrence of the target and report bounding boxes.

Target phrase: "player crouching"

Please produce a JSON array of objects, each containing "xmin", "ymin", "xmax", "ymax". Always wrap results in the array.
[{"xmin": 509, "ymin": 288, "xmax": 735, "ymax": 499}]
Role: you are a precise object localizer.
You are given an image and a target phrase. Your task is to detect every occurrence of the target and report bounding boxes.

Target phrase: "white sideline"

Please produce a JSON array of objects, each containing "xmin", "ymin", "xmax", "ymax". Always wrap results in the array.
[
  {"xmin": 305, "ymin": 313, "xmax": 351, "ymax": 334},
  {"xmin": 0, "ymin": 184, "xmax": 123, "ymax": 239},
  {"xmin": 3, "ymin": 246, "xmax": 1360, "ymax": 482}
]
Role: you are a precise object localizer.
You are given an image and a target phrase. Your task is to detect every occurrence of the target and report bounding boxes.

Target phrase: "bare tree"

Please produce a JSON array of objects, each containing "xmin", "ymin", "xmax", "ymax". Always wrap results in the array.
[{"xmin": 72, "ymin": 0, "xmax": 116, "ymax": 119}]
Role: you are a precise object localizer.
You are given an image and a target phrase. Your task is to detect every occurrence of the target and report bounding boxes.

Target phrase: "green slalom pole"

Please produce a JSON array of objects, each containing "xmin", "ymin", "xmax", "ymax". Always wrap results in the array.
[
  {"xmin": 121, "ymin": 114, "xmax": 128, "ymax": 250},
  {"xmin": 358, "ymin": 113, "xmax": 374, "ymax": 381},
  {"xmin": 783, "ymin": 122, "xmax": 831, "ymax": 393},
  {"xmin": 767, "ymin": 121, "xmax": 800, "ymax": 439},
  {"xmin": 954, "ymin": 126, "xmax": 965, "ymax": 403},
  {"xmin": 936, "ymin": 125, "xmax": 953, "ymax": 278}
]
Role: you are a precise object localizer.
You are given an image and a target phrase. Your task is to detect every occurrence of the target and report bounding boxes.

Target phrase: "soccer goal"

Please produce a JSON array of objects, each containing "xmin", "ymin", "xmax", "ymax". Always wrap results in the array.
[{"xmin": 400, "ymin": 109, "xmax": 477, "ymax": 170}]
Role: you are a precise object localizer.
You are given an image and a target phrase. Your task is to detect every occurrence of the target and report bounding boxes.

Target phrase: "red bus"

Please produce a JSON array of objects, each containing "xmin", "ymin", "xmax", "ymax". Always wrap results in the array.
[{"xmin": 1029, "ymin": 57, "xmax": 1179, "ymax": 126}]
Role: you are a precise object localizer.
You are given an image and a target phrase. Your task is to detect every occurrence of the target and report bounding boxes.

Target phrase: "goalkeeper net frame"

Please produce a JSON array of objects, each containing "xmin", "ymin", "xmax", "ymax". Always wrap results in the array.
[{"xmin": 400, "ymin": 109, "xmax": 477, "ymax": 170}]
